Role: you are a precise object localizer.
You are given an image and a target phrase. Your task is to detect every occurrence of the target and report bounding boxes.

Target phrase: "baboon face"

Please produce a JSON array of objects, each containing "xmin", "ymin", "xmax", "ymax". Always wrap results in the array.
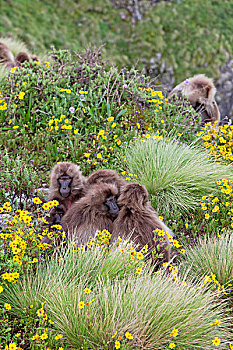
[
  {"xmin": 52, "ymin": 206, "xmax": 65, "ymax": 224},
  {"xmin": 58, "ymin": 175, "xmax": 73, "ymax": 198},
  {"xmin": 48, "ymin": 205, "xmax": 66, "ymax": 225},
  {"xmin": 104, "ymin": 195, "xmax": 119, "ymax": 218}
]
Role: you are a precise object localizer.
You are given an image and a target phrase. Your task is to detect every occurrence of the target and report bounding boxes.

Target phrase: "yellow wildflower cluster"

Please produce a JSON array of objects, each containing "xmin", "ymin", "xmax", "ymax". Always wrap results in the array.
[
  {"xmin": 198, "ymin": 122, "xmax": 233, "ymax": 164},
  {"xmin": 60, "ymin": 88, "xmax": 71, "ymax": 93},
  {"xmin": 200, "ymin": 273, "xmax": 226, "ymax": 296},
  {"xmin": 154, "ymin": 228, "xmax": 185, "ymax": 254},
  {"xmin": 84, "ymin": 123, "xmax": 122, "ymax": 165},
  {"xmin": 201, "ymin": 179, "xmax": 233, "ymax": 232},
  {"xmin": 120, "ymin": 171, "xmax": 138, "ymax": 182},
  {"xmin": 142, "ymin": 129, "xmax": 163, "ymax": 141},
  {"xmin": 0, "ymin": 91, "xmax": 7, "ymax": 110},
  {"xmin": 112, "ymin": 330, "xmax": 134, "ymax": 348},
  {"xmin": 47, "ymin": 114, "xmax": 79, "ymax": 135},
  {"xmin": 139, "ymin": 87, "xmax": 164, "ymax": 112}
]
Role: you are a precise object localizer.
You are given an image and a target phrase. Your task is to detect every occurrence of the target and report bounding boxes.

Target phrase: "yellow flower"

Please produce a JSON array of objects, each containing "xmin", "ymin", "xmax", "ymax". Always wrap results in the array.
[
  {"xmin": 37, "ymin": 308, "xmax": 44, "ymax": 317},
  {"xmin": 40, "ymin": 333, "xmax": 48, "ymax": 340},
  {"xmin": 74, "ymin": 128, "xmax": 79, "ymax": 134},
  {"xmin": 97, "ymin": 153, "xmax": 102, "ymax": 159},
  {"xmin": 170, "ymin": 328, "xmax": 179, "ymax": 337},
  {"xmin": 107, "ymin": 117, "xmax": 114, "ymax": 121},
  {"xmin": 8, "ymin": 343, "xmax": 17, "ymax": 350},
  {"xmin": 115, "ymin": 340, "xmax": 120, "ymax": 349},
  {"xmin": 42, "ymin": 203, "xmax": 50, "ymax": 210},
  {"xmin": 212, "ymin": 205, "xmax": 219, "ymax": 213},
  {"xmin": 32, "ymin": 334, "xmax": 40, "ymax": 340},
  {"xmin": 78, "ymin": 301, "xmax": 85, "ymax": 309},
  {"xmin": 30, "ymin": 305, "xmax": 33, "ymax": 308},
  {"xmin": 3, "ymin": 202, "xmax": 11, "ymax": 208},
  {"xmin": 161, "ymin": 119, "xmax": 165, "ymax": 123},
  {"xmin": 4, "ymin": 303, "xmax": 11, "ymax": 310},
  {"xmin": 125, "ymin": 332, "xmax": 133, "ymax": 339},
  {"xmin": 180, "ymin": 249, "xmax": 185, "ymax": 254},
  {"xmin": 205, "ymin": 214, "xmax": 210, "ymax": 219},
  {"xmin": 112, "ymin": 122, "xmax": 116, "ymax": 128},
  {"xmin": 136, "ymin": 267, "xmax": 142, "ymax": 274},
  {"xmin": 137, "ymin": 252, "xmax": 143, "ymax": 260},
  {"xmin": 55, "ymin": 334, "xmax": 63, "ymax": 340},
  {"xmin": 169, "ymin": 344, "xmax": 176, "ymax": 349},
  {"xmin": 212, "ymin": 337, "xmax": 220, "ymax": 346},
  {"xmin": 84, "ymin": 288, "xmax": 91, "ymax": 294},
  {"xmin": 112, "ymin": 331, "xmax": 117, "ymax": 338},
  {"xmin": 45, "ymin": 61, "xmax": 50, "ymax": 67},
  {"xmin": 18, "ymin": 92, "xmax": 25, "ymax": 99},
  {"xmin": 185, "ymin": 223, "xmax": 188, "ymax": 229},
  {"xmin": 0, "ymin": 285, "xmax": 3, "ymax": 293},
  {"xmin": 211, "ymin": 319, "xmax": 221, "ymax": 326}
]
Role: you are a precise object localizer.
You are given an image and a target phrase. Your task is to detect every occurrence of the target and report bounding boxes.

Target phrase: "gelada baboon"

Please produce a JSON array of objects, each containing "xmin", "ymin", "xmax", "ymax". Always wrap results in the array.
[
  {"xmin": 0, "ymin": 42, "xmax": 15, "ymax": 68},
  {"xmin": 47, "ymin": 204, "xmax": 66, "ymax": 225},
  {"xmin": 168, "ymin": 74, "xmax": 220, "ymax": 125},
  {"xmin": 61, "ymin": 183, "xmax": 119, "ymax": 244},
  {"xmin": 86, "ymin": 169, "xmax": 126, "ymax": 194},
  {"xmin": 48, "ymin": 162, "xmax": 86, "ymax": 211},
  {"xmin": 15, "ymin": 52, "xmax": 40, "ymax": 65},
  {"xmin": 111, "ymin": 183, "xmax": 172, "ymax": 262}
]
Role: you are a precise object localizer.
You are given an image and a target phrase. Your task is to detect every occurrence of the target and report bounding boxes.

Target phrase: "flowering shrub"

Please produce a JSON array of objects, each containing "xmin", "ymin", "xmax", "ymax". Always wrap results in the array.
[{"xmin": 197, "ymin": 122, "xmax": 233, "ymax": 165}]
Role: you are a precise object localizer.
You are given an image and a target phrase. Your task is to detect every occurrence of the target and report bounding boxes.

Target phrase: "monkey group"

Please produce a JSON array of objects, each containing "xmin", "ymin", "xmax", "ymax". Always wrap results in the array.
[
  {"xmin": 45, "ymin": 162, "xmax": 173, "ymax": 263},
  {"xmin": 0, "ymin": 41, "xmax": 39, "ymax": 69}
]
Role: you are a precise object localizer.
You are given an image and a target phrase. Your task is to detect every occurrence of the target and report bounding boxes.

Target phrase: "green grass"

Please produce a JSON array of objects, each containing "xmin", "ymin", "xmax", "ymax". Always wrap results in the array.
[
  {"xmin": 0, "ymin": 0, "xmax": 232, "ymax": 83},
  {"xmin": 1, "ymin": 245, "xmax": 231, "ymax": 349},
  {"xmin": 125, "ymin": 137, "xmax": 233, "ymax": 213},
  {"xmin": 179, "ymin": 232, "xmax": 233, "ymax": 287}
]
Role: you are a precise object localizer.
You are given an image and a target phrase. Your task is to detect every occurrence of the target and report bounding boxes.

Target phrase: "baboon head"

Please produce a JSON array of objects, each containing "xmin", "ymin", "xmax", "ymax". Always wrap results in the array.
[
  {"xmin": 15, "ymin": 52, "xmax": 30, "ymax": 65},
  {"xmin": 87, "ymin": 169, "xmax": 126, "ymax": 193},
  {"xmin": 168, "ymin": 74, "xmax": 220, "ymax": 125},
  {"xmin": 117, "ymin": 183, "xmax": 149, "ymax": 209},
  {"xmin": 48, "ymin": 204, "xmax": 66, "ymax": 225},
  {"xmin": 90, "ymin": 183, "xmax": 120, "ymax": 218},
  {"xmin": 49, "ymin": 162, "xmax": 86, "ymax": 202}
]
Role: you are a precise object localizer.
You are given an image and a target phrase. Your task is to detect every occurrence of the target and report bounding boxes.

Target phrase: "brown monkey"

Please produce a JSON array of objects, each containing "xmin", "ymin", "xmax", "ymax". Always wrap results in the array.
[
  {"xmin": 15, "ymin": 52, "xmax": 30, "ymax": 65},
  {"xmin": 168, "ymin": 74, "xmax": 220, "ymax": 125},
  {"xmin": 15, "ymin": 52, "xmax": 40, "ymax": 65},
  {"xmin": 48, "ymin": 162, "xmax": 86, "ymax": 212},
  {"xmin": 0, "ymin": 42, "xmax": 15, "ymax": 68},
  {"xmin": 86, "ymin": 169, "xmax": 126, "ymax": 194},
  {"xmin": 61, "ymin": 183, "xmax": 119, "ymax": 244},
  {"xmin": 47, "ymin": 204, "xmax": 66, "ymax": 226},
  {"xmin": 111, "ymin": 183, "xmax": 172, "ymax": 262}
]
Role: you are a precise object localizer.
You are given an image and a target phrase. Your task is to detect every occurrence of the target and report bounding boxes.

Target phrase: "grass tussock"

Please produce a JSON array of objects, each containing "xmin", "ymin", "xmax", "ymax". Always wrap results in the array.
[
  {"xmin": 0, "ymin": 245, "xmax": 231, "ymax": 349},
  {"xmin": 179, "ymin": 232, "xmax": 233, "ymax": 287},
  {"xmin": 125, "ymin": 137, "xmax": 233, "ymax": 213}
]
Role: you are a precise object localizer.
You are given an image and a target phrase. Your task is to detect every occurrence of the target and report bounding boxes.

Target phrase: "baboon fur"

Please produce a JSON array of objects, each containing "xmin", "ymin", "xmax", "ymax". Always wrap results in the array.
[
  {"xmin": 168, "ymin": 74, "xmax": 220, "ymax": 125},
  {"xmin": 61, "ymin": 183, "xmax": 119, "ymax": 244},
  {"xmin": 86, "ymin": 169, "xmax": 126, "ymax": 194},
  {"xmin": 112, "ymin": 183, "xmax": 171, "ymax": 262},
  {"xmin": 15, "ymin": 52, "xmax": 30, "ymax": 65},
  {"xmin": 15, "ymin": 52, "xmax": 39, "ymax": 65},
  {"xmin": 48, "ymin": 162, "xmax": 86, "ymax": 211},
  {"xmin": 0, "ymin": 42, "xmax": 15, "ymax": 67}
]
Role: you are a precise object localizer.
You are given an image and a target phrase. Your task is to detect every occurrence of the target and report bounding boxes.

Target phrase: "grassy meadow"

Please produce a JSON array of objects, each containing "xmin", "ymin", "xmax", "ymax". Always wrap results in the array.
[{"xmin": 0, "ymin": 41, "xmax": 233, "ymax": 350}]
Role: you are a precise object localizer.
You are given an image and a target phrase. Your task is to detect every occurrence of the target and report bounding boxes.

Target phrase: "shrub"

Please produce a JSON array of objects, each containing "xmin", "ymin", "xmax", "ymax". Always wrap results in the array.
[
  {"xmin": 0, "ymin": 150, "xmax": 38, "ymax": 207},
  {"xmin": 125, "ymin": 136, "xmax": 233, "ymax": 213}
]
